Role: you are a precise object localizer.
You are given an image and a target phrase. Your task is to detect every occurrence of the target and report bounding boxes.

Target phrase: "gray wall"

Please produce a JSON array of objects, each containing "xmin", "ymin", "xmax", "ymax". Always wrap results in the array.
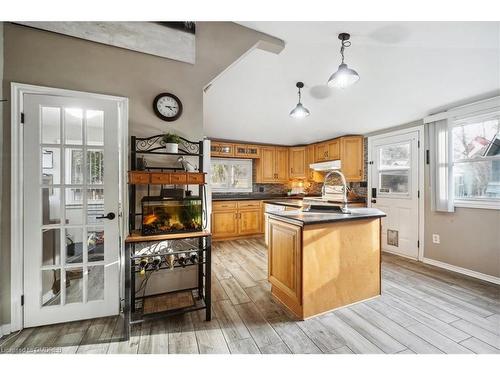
[
  {"xmin": 0, "ymin": 22, "xmax": 282, "ymax": 326},
  {"xmin": 367, "ymin": 120, "xmax": 500, "ymax": 278},
  {"xmin": 0, "ymin": 22, "xmax": 5, "ymax": 329}
]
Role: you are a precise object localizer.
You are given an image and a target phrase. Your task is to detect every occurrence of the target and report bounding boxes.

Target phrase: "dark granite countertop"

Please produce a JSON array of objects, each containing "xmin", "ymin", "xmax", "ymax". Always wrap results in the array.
[
  {"xmin": 268, "ymin": 207, "xmax": 386, "ymax": 226},
  {"xmin": 212, "ymin": 194, "xmax": 320, "ymax": 201},
  {"xmin": 263, "ymin": 198, "xmax": 366, "ymax": 208}
]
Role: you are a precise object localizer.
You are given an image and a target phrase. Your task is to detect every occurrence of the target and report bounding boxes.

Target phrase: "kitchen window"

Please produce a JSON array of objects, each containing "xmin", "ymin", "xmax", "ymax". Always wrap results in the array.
[
  {"xmin": 451, "ymin": 112, "xmax": 500, "ymax": 209},
  {"xmin": 211, "ymin": 158, "xmax": 253, "ymax": 193}
]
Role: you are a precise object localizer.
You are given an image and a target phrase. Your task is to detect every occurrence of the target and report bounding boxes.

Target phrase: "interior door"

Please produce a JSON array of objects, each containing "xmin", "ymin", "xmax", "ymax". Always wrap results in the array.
[
  {"xmin": 370, "ymin": 131, "xmax": 419, "ymax": 259},
  {"xmin": 23, "ymin": 93, "xmax": 120, "ymax": 327}
]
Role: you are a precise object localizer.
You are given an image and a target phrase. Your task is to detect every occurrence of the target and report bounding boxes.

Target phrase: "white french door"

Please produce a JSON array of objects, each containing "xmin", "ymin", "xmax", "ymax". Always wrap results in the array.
[
  {"xmin": 23, "ymin": 94, "xmax": 120, "ymax": 327},
  {"xmin": 369, "ymin": 131, "xmax": 420, "ymax": 259}
]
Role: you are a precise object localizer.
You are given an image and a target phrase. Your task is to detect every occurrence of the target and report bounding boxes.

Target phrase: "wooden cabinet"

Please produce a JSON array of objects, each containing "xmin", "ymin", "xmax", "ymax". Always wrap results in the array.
[
  {"xmin": 212, "ymin": 200, "xmax": 263, "ymax": 240},
  {"xmin": 234, "ymin": 144, "xmax": 260, "ymax": 158},
  {"xmin": 289, "ymin": 147, "xmax": 306, "ymax": 179},
  {"xmin": 315, "ymin": 139, "xmax": 340, "ymax": 162},
  {"xmin": 268, "ymin": 218, "xmax": 302, "ymax": 311},
  {"xmin": 211, "ymin": 142, "xmax": 234, "ymax": 157},
  {"xmin": 128, "ymin": 171, "xmax": 205, "ymax": 185},
  {"xmin": 256, "ymin": 146, "xmax": 289, "ymax": 183},
  {"xmin": 340, "ymin": 136, "xmax": 364, "ymax": 182}
]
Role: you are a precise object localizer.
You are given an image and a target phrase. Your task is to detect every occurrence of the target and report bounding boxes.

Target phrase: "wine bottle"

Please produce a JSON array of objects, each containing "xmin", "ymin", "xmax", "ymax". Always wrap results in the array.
[
  {"xmin": 177, "ymin": 253, "xmax": 187, "ymax": 268},
  {"xmin": 152, "ymin": 255, "xmax": 161, "ymax": 270},
  {"xmin": 189, "ymin": 251, "xmax": 199, "ymax": 264},
  {"xmin": 165, "ymin": 248, "xmax": 175, "ymax": 270},
  {"xmin": 139, "ymin": 258, "xmax": 148, "ymax": 276}
]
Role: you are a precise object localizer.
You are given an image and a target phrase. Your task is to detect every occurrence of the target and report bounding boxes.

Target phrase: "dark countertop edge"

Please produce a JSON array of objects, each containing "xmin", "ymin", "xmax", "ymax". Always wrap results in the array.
[
  {"xmin": 262, "ymin": 199, "xmax": 366, "ymax": 207},
  {"xmin": 212, "ymin": 195, "xmax": 320, "ymax": 201},
  {"xmin": 268, "ymin": 211, "xmax": 386, "ymax": 226}
]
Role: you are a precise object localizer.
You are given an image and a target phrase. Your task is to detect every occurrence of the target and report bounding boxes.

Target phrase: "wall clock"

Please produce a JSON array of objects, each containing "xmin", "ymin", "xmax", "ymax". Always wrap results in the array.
[{"xmin": 153, "ymin": 92, "xmax": 183, "ymax": 122}]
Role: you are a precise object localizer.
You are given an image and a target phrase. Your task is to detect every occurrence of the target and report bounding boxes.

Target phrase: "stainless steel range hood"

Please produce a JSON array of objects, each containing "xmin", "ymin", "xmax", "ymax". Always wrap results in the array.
[{"xmin": 309, "ymin": 160, "xmax": 341, "ymax": 171}]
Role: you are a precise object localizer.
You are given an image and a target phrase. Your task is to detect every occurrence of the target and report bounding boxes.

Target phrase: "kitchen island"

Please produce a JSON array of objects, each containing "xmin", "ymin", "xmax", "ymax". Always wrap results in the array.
[{"xmin": 267, "ymin": 207, "xmax": 385, "ymax": 319}]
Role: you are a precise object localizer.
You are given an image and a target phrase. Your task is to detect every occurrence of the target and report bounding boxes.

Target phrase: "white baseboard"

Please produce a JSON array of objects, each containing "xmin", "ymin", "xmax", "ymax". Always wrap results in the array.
[
  {"xmin": 422, "ymin": 257, "xmax": 500, "ymax": 285},
  {"xmin": 382, "ymin": 249, "xmax": 418, "ymax": 261},
  {"xmin": 0, "ymin": 323, "xmax": 11, "ymax": 338}
]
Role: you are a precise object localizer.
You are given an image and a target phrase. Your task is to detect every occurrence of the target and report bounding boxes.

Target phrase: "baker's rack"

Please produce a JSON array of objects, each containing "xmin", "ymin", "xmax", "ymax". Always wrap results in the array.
[{"xmin": 124, "ymin": 134, "xmax": 211, "ymax": 328}]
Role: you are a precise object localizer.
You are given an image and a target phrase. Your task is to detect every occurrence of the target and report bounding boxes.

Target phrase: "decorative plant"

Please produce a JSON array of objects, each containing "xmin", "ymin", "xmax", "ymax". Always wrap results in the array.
[{"xmin": 162, "ymin": 133, "xmax": 181, "ymax": 144}]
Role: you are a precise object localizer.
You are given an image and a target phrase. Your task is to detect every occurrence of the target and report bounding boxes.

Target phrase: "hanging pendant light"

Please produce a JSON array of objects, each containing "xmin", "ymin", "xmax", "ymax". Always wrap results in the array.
[
  {"xmin": 289, "ymin": 82, "xmax": 310, "ymax": 118},
  {"xmin": 327, "ymin": 33, "xmax": 360, "ymax": 89}
]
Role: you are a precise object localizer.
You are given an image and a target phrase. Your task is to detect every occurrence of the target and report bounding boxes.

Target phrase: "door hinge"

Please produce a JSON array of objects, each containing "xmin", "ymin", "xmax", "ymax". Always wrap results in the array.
[
  {"xmin": 417, "ymin": 240, "xmax": 420, "ymax": 248},
  {"xmin": 369, "ymin": 161, "xmax": 374, "ymax": 165},
  {"xmin": 426, "ymin": 150, "xmax": 430, "ymax": 165},
  {"xmin": 417, "ymin": 140, "xmax": 420, "ymax": 148},
  {"xmin": 418, "ymin": 190, "xmax": 420, "ymax": 198},
  {"xmin": 20, "ymin": 112, "xmax": 25, "ymax": 124},
  {"xmin": 21, "ymin": 295, "xmax": 24, "ymax": 306}
]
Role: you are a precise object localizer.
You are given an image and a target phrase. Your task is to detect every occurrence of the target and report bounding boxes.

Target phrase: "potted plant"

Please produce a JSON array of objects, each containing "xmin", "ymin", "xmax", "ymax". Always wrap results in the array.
[{"xmin": 162, "ymin": 133, "xmax": 181, "ymax": 153}]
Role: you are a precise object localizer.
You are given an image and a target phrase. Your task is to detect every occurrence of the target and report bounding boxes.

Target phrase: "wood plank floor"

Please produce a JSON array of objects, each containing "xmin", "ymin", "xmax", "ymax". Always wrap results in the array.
[{"xmin": 1, "ymin": 237, "xmax": 499, "ymax": 354}]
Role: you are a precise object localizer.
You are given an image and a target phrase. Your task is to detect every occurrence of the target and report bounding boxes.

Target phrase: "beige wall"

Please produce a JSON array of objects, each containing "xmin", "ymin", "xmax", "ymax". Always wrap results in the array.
[
  {"xmin": 0, "ymin": 22, "xmax": 6, "ymax": 328},
  {"xmin": 367, "ymin": 120, "xmax": 500, "ymax": 279},
  {"xmin": 0, "ymin": 22, "xmax": 282, "ymax": 326}
]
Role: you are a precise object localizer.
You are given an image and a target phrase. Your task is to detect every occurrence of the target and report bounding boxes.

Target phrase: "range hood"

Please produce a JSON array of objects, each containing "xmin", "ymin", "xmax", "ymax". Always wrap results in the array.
[{"xmin": 309, "ymin": 160, "xmax": 341, "ymax": 171}]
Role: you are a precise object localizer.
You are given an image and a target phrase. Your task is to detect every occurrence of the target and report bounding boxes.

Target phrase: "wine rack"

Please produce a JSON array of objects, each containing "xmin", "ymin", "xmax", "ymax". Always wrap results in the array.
[{"xmin": 124, "ymin": 135, "xmax": 211, "ymax": 332}]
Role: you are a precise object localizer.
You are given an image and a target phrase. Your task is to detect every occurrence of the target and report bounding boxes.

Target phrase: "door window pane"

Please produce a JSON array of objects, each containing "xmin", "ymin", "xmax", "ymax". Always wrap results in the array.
[
  {"xmin": 86, "ymin": 110, "xmax": 104, "ymax": 146},
  {"xmin": 42, "ymin": 269, "xmax": 61, "ymax": 306},
  {"xmin": 65, "ymin": 268, "xmax": 83, "ymax": 304},
  {"xmin": 65, "ymin": 228, "xmax": 83, "ymax": 264},
  {"xmin": 64, "ymin": 108, "xmax": 83, "ymax": 145},
  {"xmin": 42, "ymin": 229, "xmax": 60, "ymax": 266},
  {"xmin": 42, "ymin": 147, "xmax": 61, "ymax": 184},
  {"xmin": 65, "ymin": 188, "xmax": 84, "ymax": 225},
  {"xmin": 42, "ymin": 187, "xmax": 61, "ymax": 225},
  {"xmin": 87, "ymin": 265, "xmax": 104, "ymax": 301},
  {"xmin": 41, "ymin": 107, "xmax": 61, "ymax": 144},
  {"xmin": 65, "ymin": 149, "xmax": 84, "ymax": 185},
  {"xmin": 87, "ymin": 227, "xmax": 104, "ymax": 262},
  {"xmin": 87, "ymin": 189, "xmax": 104, "ymax": 224},
  {"xmin": 87, "ymin": 150, "xmax": 104, "ymax": 185},
  {"xmin": 379, "ymin": 143, "xmax": 410, "ymax": 169},
  {"xmin": 379, "ymin": 170, "xmax": 409, "ymax": 194}
]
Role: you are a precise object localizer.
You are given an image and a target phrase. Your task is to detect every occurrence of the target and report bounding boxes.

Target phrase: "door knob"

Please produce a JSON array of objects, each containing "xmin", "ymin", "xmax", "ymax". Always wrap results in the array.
[{"xmin": 96, "ymin": 212, "xmax": 116, "ymax": 220}]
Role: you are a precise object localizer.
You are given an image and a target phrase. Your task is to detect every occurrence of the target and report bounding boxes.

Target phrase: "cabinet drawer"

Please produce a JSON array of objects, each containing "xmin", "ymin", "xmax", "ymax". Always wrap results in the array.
[
  {"xmin": 128, "ymin": 171, "xmax": 150, "ymax": 184},
  {"xmin": 187, "ymin": 173, "xmax": 205, "ymax": 184},
  {"xmin": 170, "ymin": 173, "xmax": 187, "ymax": 184},
  {"xmin": 150, "ymin": 173, "xmax": 171, "ymax": 184},
  {"xmin": 237, "ymin": 200, "xmax": 261, "ymax": 209},
  {"xmin": 213, "ymin": 201, "xmax": 238, "ymax": 211}
]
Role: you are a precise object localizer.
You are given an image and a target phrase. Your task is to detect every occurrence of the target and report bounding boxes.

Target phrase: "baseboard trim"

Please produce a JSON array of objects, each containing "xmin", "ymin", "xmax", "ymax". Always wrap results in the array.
[
  {"xmin": 382, "ymin": 249, "xmax": 418, "ymax": 261},
  {"xmin": 422, "ymin": 257, "xmax": 500, "ymax": 285},
  {"xmin": 0, "ymin": 323, "xmax": 12, "ymax": 339}
]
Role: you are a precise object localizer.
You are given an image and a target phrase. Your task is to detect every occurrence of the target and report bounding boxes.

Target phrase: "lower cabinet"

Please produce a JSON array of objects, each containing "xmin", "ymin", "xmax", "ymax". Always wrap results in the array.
[
  {"xmin": 212, "ymin": 200, "xmax": 263, "ymax": 240},
  {"xmin": 268, "ymin": 218, "xmax": 302, "ymax": 310}
]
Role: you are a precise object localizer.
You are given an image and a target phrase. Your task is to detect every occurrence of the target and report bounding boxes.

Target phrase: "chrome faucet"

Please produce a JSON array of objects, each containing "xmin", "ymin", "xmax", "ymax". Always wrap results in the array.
[{"xmin": 322, "ymin": 169, "xmax": 350, "ymax": 214}]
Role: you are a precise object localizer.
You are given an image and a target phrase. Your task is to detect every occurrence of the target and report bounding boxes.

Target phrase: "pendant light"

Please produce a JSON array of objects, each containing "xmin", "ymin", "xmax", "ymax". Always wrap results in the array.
[
  {"xmin": 289, "ymin": 82, "xmax": 310, "ymax": 118},
  {"xmin": 327, "ymin": 33, "xmax": 359, "ymax": 89}
]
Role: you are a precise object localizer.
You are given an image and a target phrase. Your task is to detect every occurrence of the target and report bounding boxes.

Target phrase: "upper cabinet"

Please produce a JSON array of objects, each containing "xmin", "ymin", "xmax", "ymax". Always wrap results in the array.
[
  {"xmin": 211, "ymin": 141, "xmax": 235, "ymax": 157},
  {"xmin": 340, "ymin": 136, "xmax": 364, "ymax": 182},
  {"xmin": 289, "ymin": 147, "xmax": 306, "ymax": 179},
  {"xmin": 234, "ymin": 144, "xmax": 260, "ymax": 158},
  {"xmin": 315, "ymin": 139, "xmax": 340, "ymax": 162},
  {"xmin": 256, "ymin": 146, "xmax": 289, "ymax": 183}
]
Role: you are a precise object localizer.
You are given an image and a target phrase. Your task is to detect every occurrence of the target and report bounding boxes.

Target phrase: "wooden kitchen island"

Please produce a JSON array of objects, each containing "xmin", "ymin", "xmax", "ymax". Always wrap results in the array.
[{"xmin": 267, "ymin": 208, "xmax": 386, "ymax": 320}]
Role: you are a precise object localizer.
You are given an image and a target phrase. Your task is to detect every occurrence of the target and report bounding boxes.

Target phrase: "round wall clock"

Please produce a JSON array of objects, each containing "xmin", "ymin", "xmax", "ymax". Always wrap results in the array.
[{"xmin": 153, "ymin": 93, "xmax": 183, "ymax": 122}]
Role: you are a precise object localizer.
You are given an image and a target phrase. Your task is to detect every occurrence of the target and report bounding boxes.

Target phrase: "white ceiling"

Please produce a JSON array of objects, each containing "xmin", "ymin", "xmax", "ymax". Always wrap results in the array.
[{"xmin": 203, "ymin": 22, "xmax": 500, "ymax": 145}]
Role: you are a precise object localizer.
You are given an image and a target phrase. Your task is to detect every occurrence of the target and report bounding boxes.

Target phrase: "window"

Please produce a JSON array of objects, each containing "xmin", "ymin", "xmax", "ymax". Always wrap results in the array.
[
  {"xmin": 451, "ymin": 112, "xmax": 500, "ymax": 208},
  {"xmin": 211, "ymin": 158, "xmax": 253, "ymax": 193},
  {"xmin": 66, "ymin": 149, "xmax": 104, "ymax": 203},
  {"xmin": 378, "ymin": 143, "xmax": 411, "ymax": 195}
]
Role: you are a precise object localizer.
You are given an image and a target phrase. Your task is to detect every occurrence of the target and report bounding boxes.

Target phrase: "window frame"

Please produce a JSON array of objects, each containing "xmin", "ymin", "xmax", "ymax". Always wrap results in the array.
[
  {"xmin": 210, "ymin": 158, "xmax": 253, "ymax": 193},
  {"xmin": 450, "ymin": 112, "xmax": 500, "ymax": 210}
]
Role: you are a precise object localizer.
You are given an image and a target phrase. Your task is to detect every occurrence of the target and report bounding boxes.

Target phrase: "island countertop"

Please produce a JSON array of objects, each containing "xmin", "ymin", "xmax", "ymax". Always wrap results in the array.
[
  {"xmin": 263, "ymin": 198, "xmax": 366, "ymax": 209},
  {"xmin": 268, "ymin": 207, "xmax": 386, "ymax": 226}
]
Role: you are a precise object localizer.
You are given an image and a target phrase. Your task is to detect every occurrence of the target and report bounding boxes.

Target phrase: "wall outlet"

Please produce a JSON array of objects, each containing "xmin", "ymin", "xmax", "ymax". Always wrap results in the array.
[{"xmin": 432, "ymin": 234, "xmax": 440, "ymax": 244}]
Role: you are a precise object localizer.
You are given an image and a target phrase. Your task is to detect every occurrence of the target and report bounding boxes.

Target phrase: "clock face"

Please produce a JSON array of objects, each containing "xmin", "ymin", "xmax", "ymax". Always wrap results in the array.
[{"xmin": 153, "ymin": 93, "xmax": 183, "ymax": 121}]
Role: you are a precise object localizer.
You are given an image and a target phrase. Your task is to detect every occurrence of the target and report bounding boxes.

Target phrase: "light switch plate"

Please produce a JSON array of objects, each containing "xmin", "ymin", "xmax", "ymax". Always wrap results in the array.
[{"xmin": 432, "ymin": 234, "xmax": 440, "ymax": 244}]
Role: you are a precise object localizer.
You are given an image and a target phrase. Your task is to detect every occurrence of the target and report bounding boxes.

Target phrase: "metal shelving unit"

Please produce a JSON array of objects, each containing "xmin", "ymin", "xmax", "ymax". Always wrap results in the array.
[{"xmin": 124, "ymin": 135, "xmax": 211, "ymax": 330}]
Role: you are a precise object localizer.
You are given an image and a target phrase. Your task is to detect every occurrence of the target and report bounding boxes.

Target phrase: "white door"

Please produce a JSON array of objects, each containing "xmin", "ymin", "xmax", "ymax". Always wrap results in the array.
[
  {"xmin": 369, "ymin": 131, "xmax": 420, "ymax": 259},
  {"xmin": 23, "ymin": 94, "xmax": 120, "ymax": 327}
]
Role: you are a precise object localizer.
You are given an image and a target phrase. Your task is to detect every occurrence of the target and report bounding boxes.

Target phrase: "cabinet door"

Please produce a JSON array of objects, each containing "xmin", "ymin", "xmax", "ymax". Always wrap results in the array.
[
  {"xmin": 259, "ymin": 147, "xmax": 276, "ymax": 182},
  {"xmin": 268, "ymin": 219, "xmax": 302, "ymax": 305},
  {"xmin": 234, "ymin": 144, "xmax": 260, "ymax": 158},
  {"xmin": 328, "ymin": 139, "xmax": 340, "ymax": 160},
  {"xmin": 275, "ymin": 147, "xmax": 289, "ymax": 182},
  {"xmin": 305, "ymin": 145, "xmax": 316, "ymax": 181},
  {"xmin": 238, "ymin": 209, "xmax": 262, "ymax": 235},
  {"xmin": 212, "ymin": 211, "xmax": 238, "ymax": 239},
  {"xmin": 341, "ymin": 136, "xmax": 364, "ymax": 182},
  {"xmin": 289, "ymin": 147, "xmax": 306, "ymax": 179},
  {"xmin": 211, "ymin": 142, "xmax": 235, "ymax": 157},
  {"xmin": 315, "ymin": 143, "xmax": 328, "ymax": 162}
]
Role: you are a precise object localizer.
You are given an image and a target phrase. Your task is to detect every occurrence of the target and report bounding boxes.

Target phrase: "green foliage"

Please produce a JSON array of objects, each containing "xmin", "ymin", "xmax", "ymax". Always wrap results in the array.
[{"xmin": 162, "ymin": 133, "xmax": 181, "ymax": 144}]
